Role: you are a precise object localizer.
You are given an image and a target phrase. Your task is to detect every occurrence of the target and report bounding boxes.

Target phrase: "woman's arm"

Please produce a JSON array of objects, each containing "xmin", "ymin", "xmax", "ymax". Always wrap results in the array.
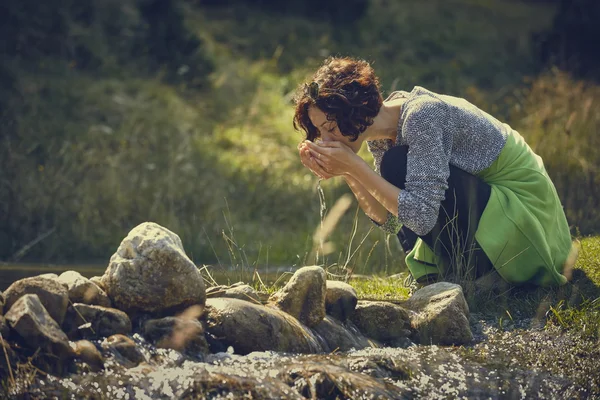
[
  {"xmin": 343, "ymin": 174, "xmax": 389, "ymax": 224},
  {"xmin": 346, "ymin": 160, "xmax": 401, "ymax": 217}
]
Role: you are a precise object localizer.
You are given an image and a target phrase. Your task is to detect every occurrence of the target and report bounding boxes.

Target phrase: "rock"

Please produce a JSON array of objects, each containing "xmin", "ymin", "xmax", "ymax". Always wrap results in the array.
[
  {"xmin": 72, "ymin": 340, "xmax": 104, "ymax": 372},
  {"xmin": 3, "ymin": 277, "xmax": 69, "ymax": 325},
  {"xmin": 350, "ymin": 301, "xmax": 413, "ymax": 343},
  {"xmin": 101, "ymin": 222, "xmax": 206, "ymax": 315},
  {"xmin": 58, "ymin": 271, "xmax": 111, "ymax": 307},
  {"xmin": 4, "ymin": 294, "xmax": 73, "ymax": 359},
  {"xmin": 206, "ymin": 284, "xmax": 261, "ymax": 303},
  {"xmin": 205, "ymin": 298, "xmax": 323, "ymax": 355},
  {"xmin": 102, "ymin": 334, "xmax": 145, "ymax": 366},
  {"xmin": 269, "ymin": 266, "xmax": 326, "ymax": 327},
  {"xmin": 63, "ymin": 304, "xmax": 132, "ymax": 340},
  {"xmin": 143, "ymin": 312, "xmax": 208, "ymax": 355},
  {"xmin": 325, "ymin": 280, "xmax": 358, "ymax": 321},
  {"xmin": 403, "ymin": 282, "xmax": 473, "ymax": 345},
  {"xmin": 38, "ymin": 273, "xmax": 60, "ymax": 280},
  {"xmin": 280, "ymin": 362, "xmax": 404, "ymax": 399},
  {"xmin": 311, "ymin": 316, "xmax": 374, "ymax": 352},
  {"xmin": 89, "ymin": 276, "xmax": 106, "ymax": 291},
  {"xmin": 0, "ymin": 316, "xmax": 9, "ymax": 338}
]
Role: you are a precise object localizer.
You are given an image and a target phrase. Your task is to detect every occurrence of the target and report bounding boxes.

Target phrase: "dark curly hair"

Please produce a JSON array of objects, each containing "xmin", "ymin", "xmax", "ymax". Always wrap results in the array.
[{"xmin": 293, "ymin": 57, "xmax": 383, "ymax": 142}]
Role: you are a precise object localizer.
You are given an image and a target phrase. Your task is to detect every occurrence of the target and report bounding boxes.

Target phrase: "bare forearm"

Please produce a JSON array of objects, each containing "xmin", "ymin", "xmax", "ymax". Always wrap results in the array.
[
  {"xmin": 347, "ymin": 161, "xmax": 401, "ymax": 217},
  {"xmin": 343, "ymin": 175, "xmax": 389, "ymax": 225}
]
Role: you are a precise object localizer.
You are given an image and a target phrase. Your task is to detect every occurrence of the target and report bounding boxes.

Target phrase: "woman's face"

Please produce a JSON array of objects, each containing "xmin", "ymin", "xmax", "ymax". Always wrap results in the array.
[{"xmin": 308, "ymin": 106, "xmax": 362, "ymax": 153}]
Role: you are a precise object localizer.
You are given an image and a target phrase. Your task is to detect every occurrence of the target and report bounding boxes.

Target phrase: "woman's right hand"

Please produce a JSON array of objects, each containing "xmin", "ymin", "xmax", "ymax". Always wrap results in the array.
[{"xmin": 298, "ymin": 141, "xmax": 334, "ymax": 180}]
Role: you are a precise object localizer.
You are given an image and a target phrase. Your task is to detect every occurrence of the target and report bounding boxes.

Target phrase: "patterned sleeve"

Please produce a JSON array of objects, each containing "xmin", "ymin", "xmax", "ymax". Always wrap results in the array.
[
  {"xmin": 366, "ymin": 139, "xmax": 403, "ymax": 235},
  {"xmin": 398, "ymin": 100, "xmax": 451, "ymax": 236}
]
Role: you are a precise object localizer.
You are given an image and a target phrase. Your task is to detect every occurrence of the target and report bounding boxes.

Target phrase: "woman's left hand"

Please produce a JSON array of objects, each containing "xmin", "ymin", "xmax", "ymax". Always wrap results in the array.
[{"xmin": 304, "ymin": 140, "xmax": 361, "ymax": 176}]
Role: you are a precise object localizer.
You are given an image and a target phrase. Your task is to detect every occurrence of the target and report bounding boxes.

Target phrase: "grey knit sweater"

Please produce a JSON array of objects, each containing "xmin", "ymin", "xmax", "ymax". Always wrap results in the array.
[{"xmin": 367, "ymin": 86, "xmax": 510, "ymax": 236}]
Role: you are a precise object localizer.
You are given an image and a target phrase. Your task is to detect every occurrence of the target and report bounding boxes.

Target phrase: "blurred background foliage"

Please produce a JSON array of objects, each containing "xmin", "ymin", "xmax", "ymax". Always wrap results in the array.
[{"xmin": 0, "ymin": 0, "xmax": 598, "ymax": 274}]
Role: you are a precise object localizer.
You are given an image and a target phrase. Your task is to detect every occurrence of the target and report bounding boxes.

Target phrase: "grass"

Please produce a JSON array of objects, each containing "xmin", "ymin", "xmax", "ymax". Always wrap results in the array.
[{"xmin": 1, "ymin": 0, "xmax": 599, "ymax": 281}]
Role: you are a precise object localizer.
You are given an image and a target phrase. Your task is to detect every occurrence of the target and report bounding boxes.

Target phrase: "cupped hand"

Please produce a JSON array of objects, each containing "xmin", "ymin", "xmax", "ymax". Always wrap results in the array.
[
  {"xmin": 298, "ymin": 141, "xmax": 334, "ymax": 180},
  {"xmin": 304, "ymin": 140, "xmax": 360, "ymax": 176}
]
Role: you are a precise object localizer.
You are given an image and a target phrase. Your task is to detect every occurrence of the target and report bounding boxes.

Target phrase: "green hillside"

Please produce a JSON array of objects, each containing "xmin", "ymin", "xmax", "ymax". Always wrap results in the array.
[{"xmin": 1, "ymin": 0, "xmax": 598, "ymax": 274}]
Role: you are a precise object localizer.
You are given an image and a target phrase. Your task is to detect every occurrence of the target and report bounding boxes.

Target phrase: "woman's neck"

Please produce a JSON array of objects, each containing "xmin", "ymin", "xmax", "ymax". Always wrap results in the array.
[{"xmin": 361, "ymin": 99, "xmax": 405, "ymax": 143}]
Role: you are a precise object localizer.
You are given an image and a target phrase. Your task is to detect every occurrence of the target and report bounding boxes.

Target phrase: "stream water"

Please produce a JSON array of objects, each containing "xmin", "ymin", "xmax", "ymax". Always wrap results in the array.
[{"xmin": 6, "ymin": 319, "xmax": 597, "ymax": 399}]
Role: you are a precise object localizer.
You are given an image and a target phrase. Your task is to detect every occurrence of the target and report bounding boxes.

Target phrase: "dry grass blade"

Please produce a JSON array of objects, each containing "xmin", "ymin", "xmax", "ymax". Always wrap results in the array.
[{"xmin": 0, "ymin": 332, "xmax": 15, "ymax": 388}]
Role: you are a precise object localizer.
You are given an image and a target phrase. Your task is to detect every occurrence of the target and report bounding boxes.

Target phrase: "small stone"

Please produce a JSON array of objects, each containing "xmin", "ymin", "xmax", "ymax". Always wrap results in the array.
[
  {"xmin": 325, "ymin": 281, "xmax": 358, "ymax": 321},
  {"xmin": 404, "ymin": 282, "xmax": 473, "ymax": 345},
  {"xmin": 89, "ymin": 276, "xmax": 106, "ymax": 292},
  {"xmin": 102, "ymin": 334, "xmax": 145, "ymax": 366},
  {"xmin": 350, "ymin": 301, "xmax": 413, "ymax": 343},
  {"xmin": 73, "ymin": 340, "xmax": 104, "ymax": 372},
  {"xmin": 58, "ymin": 270, "xmax": 111, "ymax": 307},
  {"xmin": 269, "ymin": 266, "xmax": 326, "ymax": 327},
  {"xmin": 143, "ymin": 311, "xmax": 208, "ymax": 355},
  {"xmin": 63, "ymin": 304, "xmax": 131, "ymax": 340}
]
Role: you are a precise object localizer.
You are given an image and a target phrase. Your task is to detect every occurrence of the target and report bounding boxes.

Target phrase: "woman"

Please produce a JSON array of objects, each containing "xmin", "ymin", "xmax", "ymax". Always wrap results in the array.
[{"xmin": 294, "ymin": 56, "xmax": 574, "ymax": 286}]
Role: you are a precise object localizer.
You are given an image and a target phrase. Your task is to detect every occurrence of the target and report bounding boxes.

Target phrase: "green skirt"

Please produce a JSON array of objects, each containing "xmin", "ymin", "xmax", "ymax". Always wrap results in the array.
[{"xmin": 405, "ymin": 130, "xmax": 573, "ymax": 286}]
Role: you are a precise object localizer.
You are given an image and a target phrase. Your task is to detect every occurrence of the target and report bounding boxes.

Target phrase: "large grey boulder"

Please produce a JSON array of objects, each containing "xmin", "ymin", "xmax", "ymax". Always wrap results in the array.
[
  {"xmin": 58, "ymin": 271, "xmax": 111, "ymax": 307},
  {"xmin": 311, "ymin": 315, "xmax": 374, "ymax": 352},
  {"xmin": 101, "ymin": 222, "xmax": 206, "ymax": 315},
  {"xmin": 269, "ymin": 266, "xmax": 326, "ymax": 327},
  {"xmin": 63, "ymin": 304, "xmax": 132, "ymax": 340},
  {"xmin": 325, "ymin": 280, "xmax": 358, "ymax": 321},
  {"xmin": 3, "ymin": 276, "xmax": 69, "ymax": 325},
  {"xmin": 350, "ymin": 301, "xmax": 413, "ymax": 344},
  {"xmin": 205, "ymin": 298, "xmax": 323, "ymax": 355},
  {"xmin": 404, "ymin": 282, "xmax": 473, "ymax": 345},
  {"xmin": 5, "ymin": 294, "xmax": 73, "ymax": 359}
]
